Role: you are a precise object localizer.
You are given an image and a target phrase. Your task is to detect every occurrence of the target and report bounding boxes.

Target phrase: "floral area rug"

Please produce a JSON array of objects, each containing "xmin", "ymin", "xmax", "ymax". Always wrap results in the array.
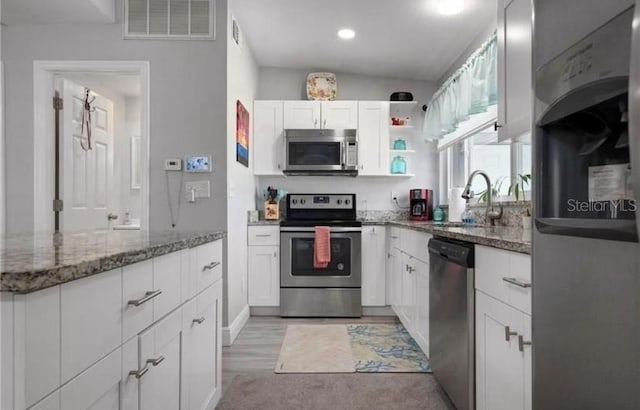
[{"xmin": 346, "ymin": 324, "xmax": 432, "ymax": 373}]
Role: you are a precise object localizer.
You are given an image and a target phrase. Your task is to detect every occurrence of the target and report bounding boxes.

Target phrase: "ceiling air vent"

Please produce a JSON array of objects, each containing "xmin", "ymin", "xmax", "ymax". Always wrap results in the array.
[{"xmin": 125, "ymin": 0, "xmax": 216, "ymax": 39}]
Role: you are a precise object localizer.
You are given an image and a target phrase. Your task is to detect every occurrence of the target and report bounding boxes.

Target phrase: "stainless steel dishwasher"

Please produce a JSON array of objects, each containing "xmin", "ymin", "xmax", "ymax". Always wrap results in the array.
[{"xmin": 428, "ymin": 237, "xmax": 475, "ymax": 410}]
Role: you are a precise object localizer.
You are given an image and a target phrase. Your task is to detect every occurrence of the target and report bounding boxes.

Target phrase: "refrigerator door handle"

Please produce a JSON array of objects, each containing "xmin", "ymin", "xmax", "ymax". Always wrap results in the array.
[{"xmin": 630, "ymin": 0, "xmax": 640, "ymax": 236}]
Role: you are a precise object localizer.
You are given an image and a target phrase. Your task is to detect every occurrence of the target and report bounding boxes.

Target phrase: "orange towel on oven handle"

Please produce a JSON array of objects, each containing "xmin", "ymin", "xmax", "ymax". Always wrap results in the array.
[{"xmin": 313, "ymin": 226, "xmax": 331, "ymax": 269}]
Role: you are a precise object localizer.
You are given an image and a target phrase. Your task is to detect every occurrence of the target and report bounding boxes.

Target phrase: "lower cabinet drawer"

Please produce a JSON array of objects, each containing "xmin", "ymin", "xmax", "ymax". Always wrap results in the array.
[
  {"xmin": 193, "ymin": 240, "xmax": 223, "ymax": 294},
  {"xmin": 247, "ymin": 226, "xmax": 280, "ymax": 246},
  {"xmin": 475, "ymin": 245, "xmax": 532, "ymax": 314}
]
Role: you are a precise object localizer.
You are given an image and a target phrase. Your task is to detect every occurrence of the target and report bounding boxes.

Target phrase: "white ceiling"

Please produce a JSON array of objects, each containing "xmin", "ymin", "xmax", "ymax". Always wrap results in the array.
[
  {"xmin": 2, "ymin": 0, "xmax": 115, "ymax": 24},
  {"xmin": 232, "ymin": 0, "xmax": 497, "ymax": 82},
  {"xmin": 61, "ymin": 74, "xmax": 141, "ymax": 98}
]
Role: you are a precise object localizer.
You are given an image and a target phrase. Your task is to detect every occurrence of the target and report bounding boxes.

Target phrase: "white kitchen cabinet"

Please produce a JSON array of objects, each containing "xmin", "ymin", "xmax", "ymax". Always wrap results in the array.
[
  {"xmin": 122, "ymin": 260, "xmax": 154, "ymax": 343},
  {"xmin": 253, "ymin": 101, "xmax": 284, "ymax": 175},
  {"xmin": 60, "ymin": 268, "xmax": 122, "ymax": 384},
  {"xmin": 60, "ymin": 347, "xmax": 122, "ymax": 410},
  {"xmin": 362, "ymin": 225, "xmax": 387, "ymax": 306},
  {"xmin": 193, "ymin": 240, "xmax": 223, "ymax": 295},
  {"xmin": 152, "ymin": 251, "xmax": 183, "ymax": 321},
  {"xmin": 387, "ymin": 227, "xmax": 431, "ymax": 358},
  {"xmin": 283, "ymin": 100, "xmax": 358, "ymax": 129},
  {"xmin": 358, "ymin": 101, "xmax": 390, "ymax": 175},
  {"xmin": 2, "ymin": 239, "xmax": 225, "ymax": 410},
  {"xmin": 476, "ymin": 291, "xmax": 532, "ymax": 410},
  {"xmin": 247, "ymin": 225, "xmax": 280, "ymax": 307},
  {"xmin": 476, "ymin": 245, "xmax": 531, "ymax": 315},
  {"xmin": 283, "ymin": 101, "xmax": 321, "ymax": 129},
  {"xmin": 182, "ymin": 281, "xmax": 223, "ymax": 410},
  {"xmin": 321, "ymin": 101, "xmax": 358, "ymax": 129},
  {"xmin": 497, "ymin": 0, "xmax": 533, "ymax": 141},
  {"xmin": 399, "ymin": 252, "xmax": 416, "ymax": 330},
  {"xmin": 13, "ymin": 286, "xmax": 61, "ymax": 409},
  {"xmin": 139, "ymin": 308, "xmax": 183, "ymax": 410},
  {"xmin": 248, "ymin": 246, "xmax": 280, "ymax": 307},
  {"xmin": 121, "ymin": 338, "xmax": 139, "ymax": 410},
  {"xmin": 31, "ymin": 391, "xmax": 60, "ymax": 410},
  {"xmin": 413, "ymin": 258, "xmax": 429, "ymax": 356},
  {"xmin": 386, "ymin": 227, "xmax": 402, "ymax": 308}
]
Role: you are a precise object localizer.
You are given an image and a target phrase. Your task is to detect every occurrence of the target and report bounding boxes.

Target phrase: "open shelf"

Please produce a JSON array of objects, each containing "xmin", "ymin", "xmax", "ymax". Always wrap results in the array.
[
  {"xmin": 359, "ymin": 173, "xmax": 416, "ymax": 178},
  {"xmin": 389, "ymin": 149, "xmax": 416, "ymax": 155},
  {"xmin": 389, "ymin": 101, "xmax": 418, "ymax": 106},
  {"xmin": 389, "ymin": 125, "xmax": 414, "ymax": 129}
]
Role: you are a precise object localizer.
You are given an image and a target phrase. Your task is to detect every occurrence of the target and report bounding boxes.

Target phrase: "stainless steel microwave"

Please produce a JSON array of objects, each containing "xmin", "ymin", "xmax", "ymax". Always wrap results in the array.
[{"xmin": 284, "ymin": 129, "xmax": 358, "ymax": 176}]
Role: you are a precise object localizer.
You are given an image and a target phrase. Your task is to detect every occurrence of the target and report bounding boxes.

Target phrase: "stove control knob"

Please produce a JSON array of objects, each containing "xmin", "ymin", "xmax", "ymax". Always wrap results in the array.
[
  {"xmin": 292, "ymin": 199, "xmax": 298, "ymax": 204},
  {"xmin": 301, "ymin": 199, "xmax": 306, "ymax": 204},
  {"xmin": 337, "ymin": 199, "xmax": 343, "ymax": 205},
  {"xmin": 345, "ymin": 199, "xmax": 351, "ymax": 205}
]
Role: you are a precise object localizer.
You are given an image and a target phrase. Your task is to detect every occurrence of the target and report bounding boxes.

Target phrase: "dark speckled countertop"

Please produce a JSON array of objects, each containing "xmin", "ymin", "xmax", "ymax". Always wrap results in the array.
[
  {"xmin": 383, "ymin": 221, "xmax": 531, "ymax": 254},
  {"xmin": 1, "ymin": 230, "xmax": 226, "ymax": 294},
  {"xmin": 248, "ymin": 219, "xmax": 531, "ymax": 254}
]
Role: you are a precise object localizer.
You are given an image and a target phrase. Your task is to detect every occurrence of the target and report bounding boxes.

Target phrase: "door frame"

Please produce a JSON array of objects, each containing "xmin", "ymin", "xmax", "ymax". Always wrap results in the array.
[{"xmin": 33, "ymin": 61, "xmax": 150, "ymax": 231}]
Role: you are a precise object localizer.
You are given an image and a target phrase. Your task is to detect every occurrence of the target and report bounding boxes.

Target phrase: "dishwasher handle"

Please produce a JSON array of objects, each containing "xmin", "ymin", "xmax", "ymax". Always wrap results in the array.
[{"xmin": 428, "ymin": 237, "xmax": 475, "ymax": 267}]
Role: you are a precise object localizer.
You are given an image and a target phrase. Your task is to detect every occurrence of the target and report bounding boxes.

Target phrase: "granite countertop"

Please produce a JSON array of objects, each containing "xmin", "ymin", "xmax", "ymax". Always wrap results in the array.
[
  {"xmin": 248, "ymin": 219, "xmax": 531, "ymax": 254},
  {"xmin": 247, "ymin": 220, "xmax": 281, "ymax": 226},
  {"xmin": 385, "ymin": 221, "xmax": 531, "ymax": 254},
  {"xmin": 1, "ymin": 230, "xmax": 226, "ymax": 294}
]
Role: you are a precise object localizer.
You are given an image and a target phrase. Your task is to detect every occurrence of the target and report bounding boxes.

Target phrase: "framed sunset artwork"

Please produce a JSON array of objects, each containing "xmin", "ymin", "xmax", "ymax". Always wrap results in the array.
[{"xmin": 236, "ymin": 100, "xmax": 249, "ymax": 167}]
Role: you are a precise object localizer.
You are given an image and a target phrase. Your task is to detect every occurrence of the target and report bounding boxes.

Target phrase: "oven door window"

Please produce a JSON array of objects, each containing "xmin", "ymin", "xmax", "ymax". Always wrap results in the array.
[
  {"xmin": 288, "ymin": 142, "xmax": 341, "ymax": 166},
  {"xmin": 291, "ymin": 237, "xmax": 351, "ymax": 276}
]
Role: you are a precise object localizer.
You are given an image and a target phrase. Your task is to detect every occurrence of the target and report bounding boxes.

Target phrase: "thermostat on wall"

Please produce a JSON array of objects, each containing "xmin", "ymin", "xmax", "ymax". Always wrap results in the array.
[
  {"xmin": 164, "ymin": 158, "xmax": 182, "ymax": 171},
  {"xmin": 185, "ymin": 155, "xmax": 212, "ymax": 173}
]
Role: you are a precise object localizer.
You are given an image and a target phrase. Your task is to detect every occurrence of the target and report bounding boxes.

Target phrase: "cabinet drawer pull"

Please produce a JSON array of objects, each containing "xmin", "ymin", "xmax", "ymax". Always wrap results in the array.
[
  {"xmin": 518, "ymin": 335, "xmax": 532, "ymax": 352},
  {"xmin": 193, "ymin": 317, "xmax": 206, "ymax": 325},
  {"xmin": 128, "ymin": 290, "xmax": 162, "ymax": 307},
  {"xmin": 505, "ymin": 326, "xmax": 518, "ymax": 341},
  {"xmin": 255, "ymin": 234, "xmax": 272, "ymax": 237},
  {"xmin": 202, "ymin": 261, "xmax": 221, "ymax": 271},
  {"xmin": 502, "ymin": 277, "xmax": 531, "ymax": 288},
  {"xmin": 146, "ymin": 356, "xmax": 165, "ymax": 367},
  {"xmin": 129, "ymin": 367, "xmax": 149, "ymax": 379}
]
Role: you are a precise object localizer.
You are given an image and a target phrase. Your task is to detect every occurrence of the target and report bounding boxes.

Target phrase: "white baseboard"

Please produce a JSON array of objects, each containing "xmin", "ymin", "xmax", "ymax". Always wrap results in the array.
[{"xmin": 222, "ymin": 304, "xmax": 250, "ymax": 346}]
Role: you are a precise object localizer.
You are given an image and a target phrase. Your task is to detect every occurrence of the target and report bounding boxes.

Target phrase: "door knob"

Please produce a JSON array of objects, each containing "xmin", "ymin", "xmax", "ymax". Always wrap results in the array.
[{"xmin": 107, "ymin": 213, "xmax": 118, "ymax": 221}]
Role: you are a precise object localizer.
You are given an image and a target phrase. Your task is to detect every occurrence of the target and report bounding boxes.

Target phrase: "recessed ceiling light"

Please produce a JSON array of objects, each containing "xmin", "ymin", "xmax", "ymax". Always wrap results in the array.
[
  {"xmin": 337, "ymin": 28, "xmax": 355, "ymax": 40},
  {"xmin": 437, "ymin": 0, "xmax": 465, "ymax": 15}
]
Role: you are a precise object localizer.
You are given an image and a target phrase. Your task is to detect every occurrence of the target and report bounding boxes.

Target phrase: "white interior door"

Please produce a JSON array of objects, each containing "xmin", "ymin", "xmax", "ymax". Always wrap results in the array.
[{"xmin": 59, "ymin": 79, "xmax": 115, "ymax": 230}]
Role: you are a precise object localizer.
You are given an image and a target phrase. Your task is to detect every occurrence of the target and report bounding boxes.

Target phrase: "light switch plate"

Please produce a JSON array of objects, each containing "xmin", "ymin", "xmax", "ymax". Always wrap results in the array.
[{"xmin": 185, "ymin": 180, "xmax": 211, "ymax": 199}]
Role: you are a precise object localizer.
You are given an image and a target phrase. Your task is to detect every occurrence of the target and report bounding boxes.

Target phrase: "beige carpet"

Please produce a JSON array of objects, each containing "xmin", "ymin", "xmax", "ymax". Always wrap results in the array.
[
  {"xmin": 275, "ymin": 325, "xmax": 355, "ymax": 373},
  {"xmin": 216, "ymin": 374, "xmax": 456, "ymax": 410}
]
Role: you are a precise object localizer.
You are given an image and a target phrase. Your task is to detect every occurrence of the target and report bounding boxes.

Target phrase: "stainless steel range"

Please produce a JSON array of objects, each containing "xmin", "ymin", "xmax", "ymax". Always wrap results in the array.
[{"xmin": 280, "ymin": 193, "xmax": 362, "ymax": 317}]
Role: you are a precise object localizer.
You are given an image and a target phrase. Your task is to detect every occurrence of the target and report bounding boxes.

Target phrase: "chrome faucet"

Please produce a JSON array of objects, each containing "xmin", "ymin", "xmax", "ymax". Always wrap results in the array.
[{"xmin": 461, "ymin": 170, "xmax": 503, "ymax": 226}]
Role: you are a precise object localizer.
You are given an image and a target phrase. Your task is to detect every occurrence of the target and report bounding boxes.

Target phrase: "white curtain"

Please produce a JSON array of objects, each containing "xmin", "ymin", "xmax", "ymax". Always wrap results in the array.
[{"xmin": 424, "ymin": 32, "xmax": 498, "ymax": 141}]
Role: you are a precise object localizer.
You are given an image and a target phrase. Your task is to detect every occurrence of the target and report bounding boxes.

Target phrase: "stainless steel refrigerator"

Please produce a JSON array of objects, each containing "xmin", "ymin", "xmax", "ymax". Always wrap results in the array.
[{"xmin": 533, "ymin": 1, "xmax": 640, "ymax": 409}]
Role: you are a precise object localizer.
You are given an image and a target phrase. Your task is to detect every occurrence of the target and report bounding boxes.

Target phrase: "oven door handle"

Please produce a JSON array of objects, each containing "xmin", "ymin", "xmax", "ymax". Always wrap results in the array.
[
  {"xmin": 341, "ymin": 141, "xmax": 346, "ymax": 168},
  {"xmin": 280, "ymin": 227, "xmax": 362, "ymax": 233}
]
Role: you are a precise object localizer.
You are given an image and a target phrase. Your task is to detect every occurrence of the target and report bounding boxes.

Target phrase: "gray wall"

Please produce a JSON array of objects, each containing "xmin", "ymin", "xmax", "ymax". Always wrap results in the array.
[{"xmin": 3, "ymin": 0, "xmax": 228, "ymax": 233}]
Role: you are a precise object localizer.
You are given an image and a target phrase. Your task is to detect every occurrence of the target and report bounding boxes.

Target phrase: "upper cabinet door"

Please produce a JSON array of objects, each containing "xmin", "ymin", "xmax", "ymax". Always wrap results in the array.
[
  {"xmin": 358, "ymin": 101, "xmax": 390, "ymax": 175},
  {"xmin": 254, "ymin": 101, "xmax": 284, "ymax": 175},
  {"xmin": 497, "ymin": 0, "xmax": 533, "ymax": 141},
  {"xmin": 283, "ymin": 101, "xmax": 321, "ymax": 129},
  {"xmin": 321, "ymin": 101, "xmax": 358, "ymax": 129}
]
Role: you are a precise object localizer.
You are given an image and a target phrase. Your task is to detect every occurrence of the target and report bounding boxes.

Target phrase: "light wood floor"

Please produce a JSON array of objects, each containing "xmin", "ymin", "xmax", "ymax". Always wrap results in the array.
[{"xmin": 221, "ymin": 316, "xmax": 400, "ymax": 394}]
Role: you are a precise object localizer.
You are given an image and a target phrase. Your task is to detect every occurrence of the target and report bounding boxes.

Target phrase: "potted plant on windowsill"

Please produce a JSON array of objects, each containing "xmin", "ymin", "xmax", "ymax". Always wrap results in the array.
[{"xmin": 508, "ymin": 174, "xmax": 532, "ymax": 229}]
